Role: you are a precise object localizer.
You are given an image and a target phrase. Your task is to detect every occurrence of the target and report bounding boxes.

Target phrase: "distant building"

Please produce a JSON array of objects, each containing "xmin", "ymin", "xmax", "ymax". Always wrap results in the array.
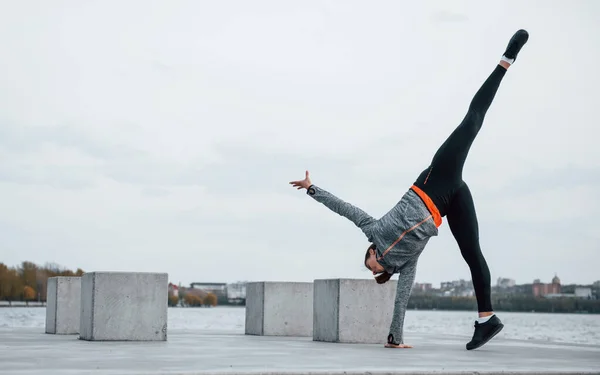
[
  {"xmin": 543, "ymin": 284, "xmax": 592, "ymax": 299},
  {"xmin": 574, "ymin": 287, "xmax": 592, "ymax": 299},
  {"xmin": 513, "ymin": 283, "xmax": 533, "ymax": 296},
  {"xmin": 593, "ymin": 281, "xmax": 600, "ymax": 300},
  {"xmin": 168, "ymin": 283, "xmax": 179, "ymax": 297},
  {"xmin": 413, "ymin": 283, "xmax": 433, "ymax": 292},
  {"xmin": 441, "ymin": 279, "xmax": 472, "ymax": 290},
  {"xmin": 227, "ymin": 282, "xmax": 246, "ymax": 299},
  {"xmin": 532, "ymin": 274, "xmax": 561, "ymax": 297},
  {"xmin": 190, "ymin": 282, "xmax": 227, "ymax": 297},
  {"xmin": 440, "ymin": 279, "xmax": 474, "ymax": 297}
]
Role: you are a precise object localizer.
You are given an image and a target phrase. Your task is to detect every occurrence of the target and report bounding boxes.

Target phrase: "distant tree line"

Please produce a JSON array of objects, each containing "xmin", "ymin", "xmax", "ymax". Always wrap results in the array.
[
  {"xmin": 408, "ymin": 295, "xmax": 600, "ymax": 314},
  {"xmin": 182, "ymin": 292, "xmax": 218, "ymax": 307},
  {"xmin": 0, "ymin": 261, "xmax": 84, "ymax": 302},
  {"xmin": 168, "ymin": 289, "xmax": 218, "ymax": 308},
  {"xmin": 228, "ymin": 294, "xmax": 599, "ymax": 314}
]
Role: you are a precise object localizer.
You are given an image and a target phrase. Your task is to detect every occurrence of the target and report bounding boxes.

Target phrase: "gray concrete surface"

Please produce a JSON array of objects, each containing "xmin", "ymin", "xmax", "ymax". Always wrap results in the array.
[
  {"xmin": 314, "ymin": 278, "xmax": 399, "ymax": 344},
  {"xmin": 45, "ymin": 276, "xmax": 81, "ymax": 335},
  {"xmin": 245, "ymin": 282, "xmax": 265, "ymax": 335},
  {"xmin": 79, "ymin": 272, "xmax": 168, "ymax": 341},
  {"xmin": 0, "ymin": 327, "xmax": 599, "ymax": 375},
  {"xmin": 44, "ymin": 277, "xmax": 58, "ymax": 333},
  {"xmin": 246, "ymin": 281, "xmax": 313, "ymax": 337}
]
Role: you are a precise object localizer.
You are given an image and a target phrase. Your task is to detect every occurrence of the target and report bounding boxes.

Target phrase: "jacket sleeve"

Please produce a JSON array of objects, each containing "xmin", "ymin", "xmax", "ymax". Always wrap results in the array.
[
  {"xmin": 387, "ymin": 257, "xmax": 418, "ymax": 345},
  {"xmin": 307, "ymin": 185, "xmax": 376, "ymax": 233}
]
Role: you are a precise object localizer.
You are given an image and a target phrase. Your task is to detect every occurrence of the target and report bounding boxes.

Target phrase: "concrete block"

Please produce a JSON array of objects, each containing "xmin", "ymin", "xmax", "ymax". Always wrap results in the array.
[
  {"xmin": 45, "ymin": 277, "xmax": 81, "ymax": 334},
  {"xmin": 245, "ymin": 281, "xmax": 313, "ymax": 337},
  {"xmin": 79, "ymin": 272, "xmax": 168, "ymax": 341},
  {"xmin": 313, "ymin": 278, "xmax": 398, "ymax": 344}
]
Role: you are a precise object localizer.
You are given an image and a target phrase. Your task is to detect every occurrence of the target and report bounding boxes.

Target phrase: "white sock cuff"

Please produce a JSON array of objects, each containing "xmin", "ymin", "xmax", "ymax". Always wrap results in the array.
[
  {"xmin": 501, "ymin": 55, "xmax": 514, "ymax": 65},
  {"xmin": 477, "ymin": 313, "xmax": 495, "ymax": 323}
]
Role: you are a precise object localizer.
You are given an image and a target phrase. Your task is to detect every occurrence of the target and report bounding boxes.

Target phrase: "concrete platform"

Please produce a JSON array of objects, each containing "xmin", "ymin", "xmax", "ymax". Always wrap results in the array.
[
  {"xmin": 245, "ymin": 281, "xmax": 313, "ymax": 337},
  {"xmin": 45, "ymin": 276, "xmax": 81, "ymax": 335},
  {"xmin": 314, "ymin": 278, "xmax": 398, "ymax": 343},
  {"xmin": 0, "ymin": 327, "xmax": 598, "ymax": 375},
  {"xmin": 80, "ymin": 272, "xmax": 168, "ymax": 341}
]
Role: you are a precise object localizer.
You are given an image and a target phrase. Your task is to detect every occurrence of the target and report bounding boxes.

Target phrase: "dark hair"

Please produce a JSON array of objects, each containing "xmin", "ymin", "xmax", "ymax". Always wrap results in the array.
[{"xmin": 364, "ymin": 243, "xmax": 392, "ymax": 284}]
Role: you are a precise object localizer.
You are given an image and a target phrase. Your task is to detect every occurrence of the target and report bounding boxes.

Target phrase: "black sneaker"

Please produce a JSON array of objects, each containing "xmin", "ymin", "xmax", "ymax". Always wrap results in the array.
[
  {"xmin": 466, "ymin": 314, "xmax": 504, "ymax": 350},
  {"xmin": 503, "ymin": 29, "xmax": 529, "ymax": 61}
]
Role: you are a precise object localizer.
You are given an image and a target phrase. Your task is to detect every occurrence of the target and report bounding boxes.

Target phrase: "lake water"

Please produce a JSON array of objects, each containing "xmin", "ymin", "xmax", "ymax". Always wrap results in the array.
[{"xmin": 1, "ymin": 307, "xmax": 599, "ymax": 346}]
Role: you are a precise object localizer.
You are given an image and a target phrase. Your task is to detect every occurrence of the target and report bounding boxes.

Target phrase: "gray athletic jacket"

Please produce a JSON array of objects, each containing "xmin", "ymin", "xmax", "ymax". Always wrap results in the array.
[{"xmin": 307, "ymin": 184, "xmax": 441, "ymax": 344}]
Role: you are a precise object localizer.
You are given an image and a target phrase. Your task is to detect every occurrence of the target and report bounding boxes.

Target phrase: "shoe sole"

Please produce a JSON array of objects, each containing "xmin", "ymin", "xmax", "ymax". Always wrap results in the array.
[{"xmin": 466, "ymin": 323, "xmax": 504, "ymax": 351}]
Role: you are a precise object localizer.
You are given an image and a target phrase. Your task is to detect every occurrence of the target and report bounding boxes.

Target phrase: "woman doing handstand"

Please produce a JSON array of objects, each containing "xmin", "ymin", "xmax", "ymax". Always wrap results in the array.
[{"xmin": 290, "ymin": 29, "xmax": 529, "ymax": 350}]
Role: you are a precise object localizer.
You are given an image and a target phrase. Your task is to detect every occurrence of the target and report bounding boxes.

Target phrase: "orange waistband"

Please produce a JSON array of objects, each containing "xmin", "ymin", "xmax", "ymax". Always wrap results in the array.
[{"xmin": 410, "ymin": 185, "xmax": 442, "ymax": 228}]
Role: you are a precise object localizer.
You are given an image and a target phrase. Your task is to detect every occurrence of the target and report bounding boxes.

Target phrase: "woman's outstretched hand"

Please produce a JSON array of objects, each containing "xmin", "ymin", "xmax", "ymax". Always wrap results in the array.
[{"xmin": 289, "ymin": 170, "xmax": 312, "ymax": 190}]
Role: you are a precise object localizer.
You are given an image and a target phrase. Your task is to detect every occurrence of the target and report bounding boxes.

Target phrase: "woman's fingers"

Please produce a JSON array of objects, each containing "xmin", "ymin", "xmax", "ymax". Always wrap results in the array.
[
  {"xmin": 289, "ymin": 179, "xmax": 308, "ymax": 188},
  {"xmin": 289, "ymin": 172, "xmax": 311, "ymax": 190}
]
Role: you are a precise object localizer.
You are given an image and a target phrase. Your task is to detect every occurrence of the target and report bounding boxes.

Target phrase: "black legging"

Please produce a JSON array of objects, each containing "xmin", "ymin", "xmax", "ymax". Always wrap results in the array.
[{"xmin": 413, "ymin": 64, "xmax": 507, "ymax": 312}]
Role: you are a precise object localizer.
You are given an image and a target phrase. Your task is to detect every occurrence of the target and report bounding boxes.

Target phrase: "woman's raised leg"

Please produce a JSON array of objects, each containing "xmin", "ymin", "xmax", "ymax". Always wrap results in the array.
[{"xmin": 414, "ymin": 29, "xmax": 529, "ymax": 216}]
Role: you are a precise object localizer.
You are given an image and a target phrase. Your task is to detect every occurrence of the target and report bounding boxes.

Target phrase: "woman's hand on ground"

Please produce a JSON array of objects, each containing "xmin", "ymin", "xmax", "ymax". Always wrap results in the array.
[
  {"xmin": 289, "ymin": 170, "xmax": 312, "ymax": 190},
  {"xmin": 384, "ymin": 343, "xmax": 413, "ymax": 348}
]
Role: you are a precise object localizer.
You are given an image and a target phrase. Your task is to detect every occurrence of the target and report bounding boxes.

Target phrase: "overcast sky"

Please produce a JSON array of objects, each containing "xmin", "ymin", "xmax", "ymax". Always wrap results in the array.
[{"xmin": 1, "ymin": 0, "xmax": 598, "ymax": 288}]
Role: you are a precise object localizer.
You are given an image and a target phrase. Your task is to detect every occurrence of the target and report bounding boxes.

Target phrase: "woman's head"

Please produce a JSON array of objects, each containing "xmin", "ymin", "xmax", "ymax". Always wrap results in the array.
[{"xmin": 364, "ymin": 244, "xmax": 392, "ymax": 284}]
